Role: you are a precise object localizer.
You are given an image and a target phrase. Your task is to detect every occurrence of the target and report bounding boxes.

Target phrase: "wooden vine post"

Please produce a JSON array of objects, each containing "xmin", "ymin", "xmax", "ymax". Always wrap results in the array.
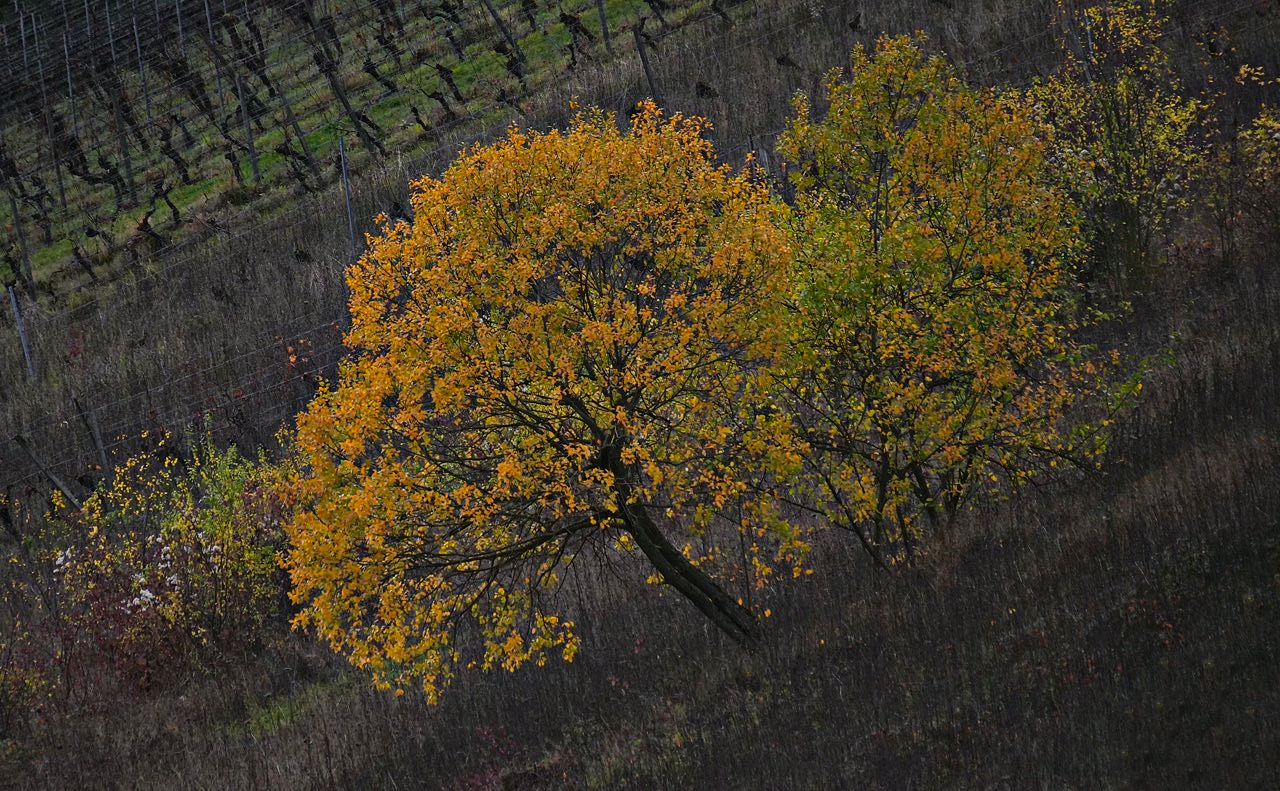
[
  {"xmin": 339, "ymin": 136, "xmax": 357, "ymax": 258},
  {"xmin": 6, "ymin": 284, "xmax": 35, "ymax": 379},
  {"xmin": 634, "ymin": 18, "xmax": 663, "ymax": 106},
  {"xmin": 596, "ymin": 0, "xmax": 613, "ymax": 54},
  {"xmin": 234, "ymin": 72, "xmax": 261, "ymax": 183}
]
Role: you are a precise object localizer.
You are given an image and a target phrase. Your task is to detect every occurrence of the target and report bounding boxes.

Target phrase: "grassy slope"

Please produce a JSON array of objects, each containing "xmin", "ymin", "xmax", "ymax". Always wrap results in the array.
[
  {"xmin": 3, "ymin": 0, "xmax": 1274, "ymax": 496},
  {"xmin": 10, "ymin": 230, "xmax": 1279, "ymax": 790},
  {"xmin": 2, "ymin": 0, "xmax": 1280, "ymax": 788}
]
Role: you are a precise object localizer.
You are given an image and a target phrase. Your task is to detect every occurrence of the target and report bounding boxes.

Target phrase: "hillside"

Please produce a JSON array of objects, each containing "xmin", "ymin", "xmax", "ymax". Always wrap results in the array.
[
  {"xmin": 1, "ymin": 0, "xmax": 1278, "ymax": 787},
  {"xmin": 8, "ymin": 233, "xmax": 1280, "ymax": 788},
  {"xmin": 0, "ymin": 0, "xmax": 823, "ymax": 502}
]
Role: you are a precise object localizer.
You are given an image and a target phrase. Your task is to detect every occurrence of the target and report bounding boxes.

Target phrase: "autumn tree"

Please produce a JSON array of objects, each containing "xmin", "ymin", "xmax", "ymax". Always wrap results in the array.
[
  {"xmin": 777, "ymin": 36, "xmax": 1130, "ymax": 567},
  {"xmin": 285, "ymin": 103, "xmax": 803, "ymax": 700},
  {"xmin": 1238, "ymin": 107, "xmax": 1280, "ymax": 243},
  {"xmin": 1032, "ymin": 0, "xmax": 1203, "ymax": 287}
]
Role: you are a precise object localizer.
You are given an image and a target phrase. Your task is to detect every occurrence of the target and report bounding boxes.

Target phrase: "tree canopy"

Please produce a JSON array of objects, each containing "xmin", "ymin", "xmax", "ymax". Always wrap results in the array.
[
  {"xmin": 777, "ymin": 35, "xmax": 1125, "ymax": 565},
  {"xmin": 285, "ymin": 38, "xmax": 1138, "ymax": 700},
  {"xmin": 285, "ymin": 103, "xmax": 803, "ymax": 700}
]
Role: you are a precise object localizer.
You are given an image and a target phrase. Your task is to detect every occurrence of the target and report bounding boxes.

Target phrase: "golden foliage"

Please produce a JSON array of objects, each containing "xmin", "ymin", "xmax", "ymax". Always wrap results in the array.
[
  {"xmin": 1239, "ymin": 107, "xmax": 1280, "ymax": 233},
  {"xmin": 286, "ymin": 103, "xmax": 801, "ymax": 701}
]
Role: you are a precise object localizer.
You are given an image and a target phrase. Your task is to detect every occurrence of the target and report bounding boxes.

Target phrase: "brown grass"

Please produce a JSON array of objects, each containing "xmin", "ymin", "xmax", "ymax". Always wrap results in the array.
[
  {"xmin": 9, "ymin": 226, "xmax": 1280, "ymax": 786},
  {"xmin": 2, "ymin": 0, "xmax": 1279, "ymax": 788}
]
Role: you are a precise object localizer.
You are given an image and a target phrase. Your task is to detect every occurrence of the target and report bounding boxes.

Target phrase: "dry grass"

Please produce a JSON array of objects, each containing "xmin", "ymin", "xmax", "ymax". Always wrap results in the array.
[
  {"xmin": 1, "ymin": 0, "xmax": 1279, "ymax": 788},
  {"xmin": 8, "ymin": 153, "xmax": 1280, "ymax": 791}
]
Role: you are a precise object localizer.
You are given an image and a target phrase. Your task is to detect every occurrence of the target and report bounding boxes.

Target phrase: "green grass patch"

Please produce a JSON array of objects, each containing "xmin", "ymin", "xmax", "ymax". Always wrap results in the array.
[{"xmin": 239, "ymin": 676, "xmax": 357, "ymax": 740}]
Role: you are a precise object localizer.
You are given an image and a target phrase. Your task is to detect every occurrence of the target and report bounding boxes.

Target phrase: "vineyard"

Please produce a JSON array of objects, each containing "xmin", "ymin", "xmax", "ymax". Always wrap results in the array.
[
  {"xmin": 2, "ymin": 0, "xmax": 1270, "ymax": 502},
  {"xmin": 0, "ymin": 0, "xmax": 877, "ymax": 499},
  {"xmin": 0, "ymin": 0, "xmax": 1278, "ymax": 787}
]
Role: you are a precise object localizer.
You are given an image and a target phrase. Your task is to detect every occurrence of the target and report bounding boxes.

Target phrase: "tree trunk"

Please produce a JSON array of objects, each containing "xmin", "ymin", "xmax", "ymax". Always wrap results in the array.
[
  {"xmin": 603, "ymin": 444, "xmax": 757, "ymax": 644},
  {"xmin": 479, "ymin": 0, "xmax": 526, "ymax": 63}
]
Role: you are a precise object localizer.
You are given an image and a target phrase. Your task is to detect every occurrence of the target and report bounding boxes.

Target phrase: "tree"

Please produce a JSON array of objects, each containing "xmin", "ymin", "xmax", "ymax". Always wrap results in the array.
[
  {"xmin": 1238, "ymin": 107, "xmax": 1280, "ymax": 243},
  {"xmin": 777, "ymin": 36, "xmax": 1130, "ymax": 567},
  {"xmin": 1031, "ymin": 0, "xmax": 1203, "ymax": 288},
  {"xmin": 285, "ymin": 103, "xmax": 803, "ymax": 701}
]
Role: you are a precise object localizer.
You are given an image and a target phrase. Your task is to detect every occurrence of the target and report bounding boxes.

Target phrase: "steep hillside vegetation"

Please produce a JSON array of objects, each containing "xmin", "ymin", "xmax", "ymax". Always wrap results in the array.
[{"xmin": 0, "ymin": 0, "xmax": 1278, "ymax": 788}]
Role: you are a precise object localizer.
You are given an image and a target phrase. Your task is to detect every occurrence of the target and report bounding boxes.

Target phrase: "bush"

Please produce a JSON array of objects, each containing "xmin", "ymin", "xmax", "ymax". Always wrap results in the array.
[
  {"xmin": 1238, "ymin": 107, "xmax": 1280, "ymax": 244},
  {"xmin": 52, "ymin": 433, "xmax": 289, "ymax": 691}
]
